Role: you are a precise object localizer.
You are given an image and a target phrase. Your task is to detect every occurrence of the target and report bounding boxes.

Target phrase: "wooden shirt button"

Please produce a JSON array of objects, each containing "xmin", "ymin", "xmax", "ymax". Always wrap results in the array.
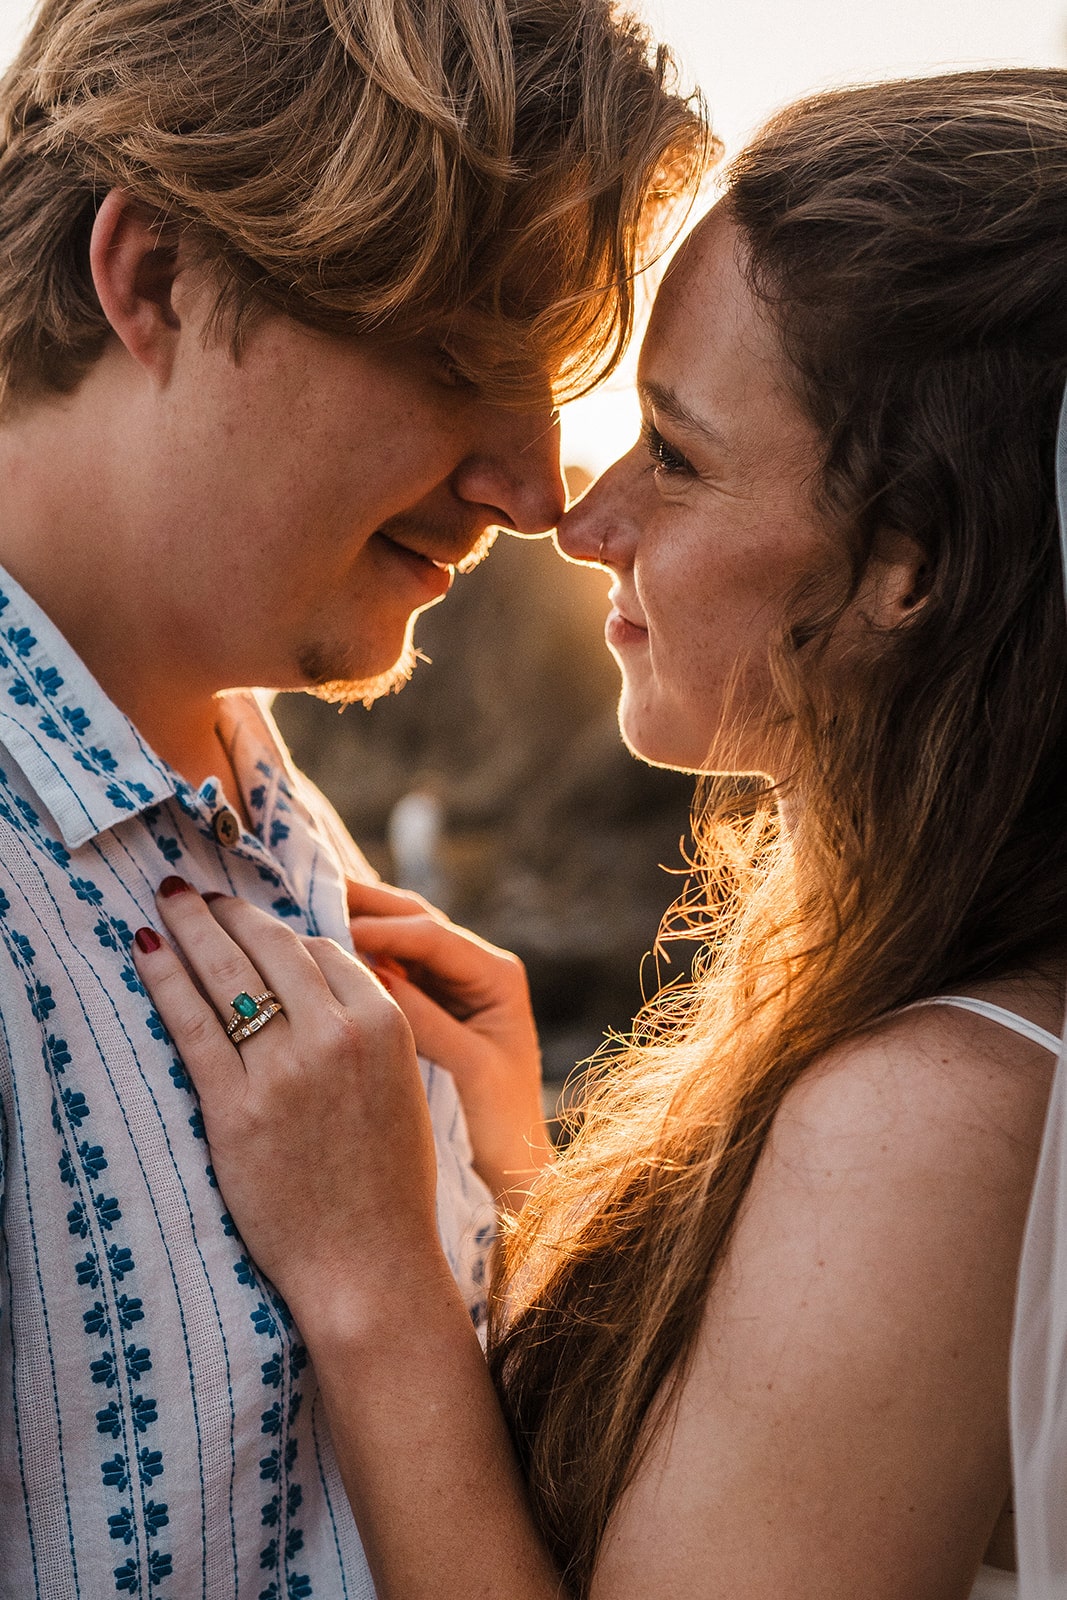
[{"xmin": 212, "ymin": 807, "xmax": 241, "ymax": 848}]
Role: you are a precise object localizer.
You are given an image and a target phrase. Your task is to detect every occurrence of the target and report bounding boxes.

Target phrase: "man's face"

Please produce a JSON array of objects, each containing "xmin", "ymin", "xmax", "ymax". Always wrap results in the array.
[{"xmin": 136, "ymin": 282, "xmax": 566, "ymax": 699}]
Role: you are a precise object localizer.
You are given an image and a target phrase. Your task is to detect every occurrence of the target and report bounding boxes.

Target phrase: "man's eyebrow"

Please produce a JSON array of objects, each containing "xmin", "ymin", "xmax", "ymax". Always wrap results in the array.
[{"xmin": 639, "ymin": 379, "xmax": 728, "ymax": 450}]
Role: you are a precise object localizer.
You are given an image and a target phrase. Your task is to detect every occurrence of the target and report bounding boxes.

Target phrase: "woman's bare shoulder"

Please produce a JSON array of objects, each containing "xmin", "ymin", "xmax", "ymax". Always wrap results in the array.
[{"xmin": 777, "ymin": 979, "xmax": 1059, "ymax": 1177}]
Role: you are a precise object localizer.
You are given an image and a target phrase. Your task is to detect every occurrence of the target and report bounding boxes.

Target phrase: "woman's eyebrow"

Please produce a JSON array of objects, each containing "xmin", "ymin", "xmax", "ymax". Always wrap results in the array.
[{"xmin": 639, "ymin": 379, "xmax": 729, "ymax": 450}]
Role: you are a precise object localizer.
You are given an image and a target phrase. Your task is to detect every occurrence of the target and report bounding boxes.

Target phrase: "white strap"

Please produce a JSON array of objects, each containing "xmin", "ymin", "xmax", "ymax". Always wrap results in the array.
[{"xmin": 912, "ymin": 995, "xmax": 1062, "ymax": 1057}]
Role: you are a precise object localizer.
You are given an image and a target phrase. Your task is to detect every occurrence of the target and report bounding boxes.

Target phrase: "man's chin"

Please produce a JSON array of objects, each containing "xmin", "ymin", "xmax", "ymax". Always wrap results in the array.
[{"xmin": 300, "ymin": 636, "xmax": 421, "ymax": 709}]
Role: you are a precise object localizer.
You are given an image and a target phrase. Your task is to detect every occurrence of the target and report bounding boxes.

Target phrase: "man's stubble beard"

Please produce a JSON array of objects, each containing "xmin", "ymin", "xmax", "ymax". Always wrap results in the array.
[
  {"xmin": 293, "ymin": 528, "xmax": 498, "ymax": 708},
  {"xmin": 298, "ymin": 629, "xmax": 422, "ymax": 709}
]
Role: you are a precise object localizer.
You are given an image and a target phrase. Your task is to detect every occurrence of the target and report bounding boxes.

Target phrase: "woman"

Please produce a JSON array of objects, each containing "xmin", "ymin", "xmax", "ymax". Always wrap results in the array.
[{"xmin": 133, "ymin": 71, "xmax": 1067, "ymax": 1598}]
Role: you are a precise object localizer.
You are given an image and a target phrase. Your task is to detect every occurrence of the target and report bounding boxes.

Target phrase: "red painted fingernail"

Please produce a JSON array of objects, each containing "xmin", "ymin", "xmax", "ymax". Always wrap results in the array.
[
  {"xmin": 159, "ymin": 876, "xmax": 190, "ymax": 898},
  {"xmin": 202, "ymin": 891, "xmax": 227, "ymax": 903},
  {"xmin": 135, "ymin": 927, "xmax": 161, "ymax": 953}
]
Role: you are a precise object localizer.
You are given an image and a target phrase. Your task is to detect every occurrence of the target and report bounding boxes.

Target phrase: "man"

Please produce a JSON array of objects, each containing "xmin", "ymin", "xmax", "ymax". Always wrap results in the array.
[{"xmin": 0, "ymin": 0, "xmax": 705, "ymax": 1593}]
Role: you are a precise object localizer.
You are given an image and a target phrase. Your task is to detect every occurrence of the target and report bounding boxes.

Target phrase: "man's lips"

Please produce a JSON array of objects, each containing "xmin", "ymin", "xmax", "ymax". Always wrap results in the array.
[{"xmin": 373, "ymin": 530, "xmax": 459, "ymax": 595}]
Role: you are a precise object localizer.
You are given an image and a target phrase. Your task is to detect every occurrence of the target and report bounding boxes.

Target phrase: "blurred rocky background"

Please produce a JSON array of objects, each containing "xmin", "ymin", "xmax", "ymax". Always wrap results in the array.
[{"xmin": 273, "ymin": 528, "xmax": 697, "ymax": 1117}]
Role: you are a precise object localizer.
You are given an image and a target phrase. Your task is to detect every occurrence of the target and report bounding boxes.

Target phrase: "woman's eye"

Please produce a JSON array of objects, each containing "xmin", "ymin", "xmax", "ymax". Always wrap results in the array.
[{"xmin": 641, "ymin": 422, "xmax": 693, "ymax": 478}]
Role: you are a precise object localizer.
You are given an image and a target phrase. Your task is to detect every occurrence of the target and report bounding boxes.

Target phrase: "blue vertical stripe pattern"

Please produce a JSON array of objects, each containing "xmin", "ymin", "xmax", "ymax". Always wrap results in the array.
[{"xmin": 0, "ymin": 567, "xmax": 495, "ymax": 1598}]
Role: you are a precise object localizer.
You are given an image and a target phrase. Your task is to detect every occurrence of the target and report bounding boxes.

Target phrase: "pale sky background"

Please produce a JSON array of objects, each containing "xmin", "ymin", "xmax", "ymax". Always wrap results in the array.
[{"xmin": 1, "ymin": 0, "xmax": 1064, "ymax": 471}]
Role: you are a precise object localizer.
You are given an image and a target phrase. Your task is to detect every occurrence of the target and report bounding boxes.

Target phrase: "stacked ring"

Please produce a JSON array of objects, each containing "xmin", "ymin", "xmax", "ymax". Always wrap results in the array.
[{"xmin": 226, "ymin": 990, "xmax": 284, "ymax": 1044}]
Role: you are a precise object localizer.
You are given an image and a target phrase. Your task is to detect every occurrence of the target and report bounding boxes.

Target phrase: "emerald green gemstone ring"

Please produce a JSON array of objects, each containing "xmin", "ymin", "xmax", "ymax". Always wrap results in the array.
[{"xmin": 225, "ymin": 989, "xmax": 284, "ymax": 1044}]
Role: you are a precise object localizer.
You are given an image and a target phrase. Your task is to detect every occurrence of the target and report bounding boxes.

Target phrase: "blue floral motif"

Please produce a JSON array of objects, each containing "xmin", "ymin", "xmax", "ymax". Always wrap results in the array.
[
  {"xmin": 38, "ymin": 714, "xmax": 62, "ymax": 740},
  {"xmin": 261, "ymin": 1354, "xmax": 283, "ymax": 1389},
  {"xmin": 155, "ymin": 835, "xmax": 182, "ymax": 864},
  {"xmin": 108, "ymin": 1506, "xmax": 136, "ymax": 1545},
  {"xmin": 251, "ymin": 1302, "xmax": 278, "ymax": 1339},
  {"xmin": 34, "ymin": 665, "xmax": 63, "ymax": 697},
  {"xmin": 47, "ymin": 1034, "xmax": 72, "ymax": 1073},
  {"xmin": 29, "ymin": 979, "xmax": 55, "ymax": 1021},
  {"xmin": 76, "ymin": 1253, "xmax": 101, "ymax": 1288},
  {"xmin": 148, "ymin": 1548, "xmax": 173, "ymax": 1586},
  {"xmin": 249, "ymin": 785, "xmax": 267, "ymax": 812},
  {"xmin": 271, "ymin": 896, "xmax": 301, "ymax": 919},
  {"xmin": 6, "ymin": 625, "xmax": 36, "ymax": 657},
  {"xmin": 95, "ymin": 1194, "xmax": 123, "ymax": 1230},
  {"xmin": 261, "ymin": 1495, "xmax": 281, "ymax": 1528},
  {"xmin": 138, "ymin": 1447, "xmax": 164, "ymax": 1485},
  {"xmin": 89, "ymin": 745, "xmax": 118, "ymax": 772},
  {"xmin": 260, "ymin": 1540, "xmax": 278, "ymax": 1570},
  {"xmin": 91, "ymin": 1352, "xmax": 118, "ymax": 1387},
  {"xmin": 96, "ymin": 1401, "xmax": 123, "ymax": 1438},
  {"xmin": 145, "ymin": 1009, "xmax": 168, "ymax": 1041},
  {"xmin": 71, "ymin": 877, "xmax": 103, "ymax": 905},
  {"xmin": 105, "ymin": 783, "xmax": 135, "ymax": 812},
  {"xmin": 286, "ymin": 1530, "xmax": 305, "ymax": 1560},
  {"xmin": 14, "ymin": 796, "xmax": 38, "ymax": 827},
  {"xmin": 113, "ymin": 1557, "xmax": 139, "ymax": 1593},
  {"xmin": 62, "ymin": 1088, "xmax": 90, "ymax": 1125},
  {"xmin": 130, "ymin": 1394, "xmax": 159, "ymax": 1433},
  {"xmin": 119, "ymin": 964, "xmax": 144, "ymax": 995},
  {"xmin": 101, "ymin": 1454, "xmax": 129, "ymax": 1490},
  {"xmin": 108, "ymin": 1245, "xmax": 136, "ymax": 1280},
  {"xmin": 269, "ymin": 820, "xmax": 290, "ymax": 849},
  {"xmin": 168, "ymin": 1057, "xmax": 190, "ymax": 1090},
  {"xmin": 94, "ymin": 918, "xmax": 121, "ymax": 951},
  {"xmin": 287, "ymin": 1573, "xmax": 312, "ymax": 1598},
  {"xmin": 83, "ymin": 1302, "xmax": 110, "ymax": 1338},
  {"xmin": 234, "ymin": 1255, "xmax": 255, "ymax": 1287},
  {"xmin": 116, "ymin": 1295, "xmax": 144, "ymax": 1330},
  {"xmin": 62, "ymin": 703, "xmax": 91, "ymax": 735},
  {"xmin": 261, "ymin": 1402, "xmax": 282, "ymax": 1436},
  {"xmin": 8, "ymin": 677, "xmax": 36, "ymax": 707},
  {"xmin": 124, "ymin": 1344, "xmax": 152, "ymax": 1381},
  {"xmin": 79, "ymin": 1141, "xmax": 109, "ymax": 1179},
  {"xmin": 143, "ymin": 1501, "xmax": 169, "ymax": 1537}
]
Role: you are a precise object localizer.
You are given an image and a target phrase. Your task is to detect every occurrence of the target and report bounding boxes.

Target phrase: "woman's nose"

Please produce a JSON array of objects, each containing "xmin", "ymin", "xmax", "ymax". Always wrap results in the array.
[{"xmin": 555, "ymin": 452, "xmax": 637, "ymax": 568}]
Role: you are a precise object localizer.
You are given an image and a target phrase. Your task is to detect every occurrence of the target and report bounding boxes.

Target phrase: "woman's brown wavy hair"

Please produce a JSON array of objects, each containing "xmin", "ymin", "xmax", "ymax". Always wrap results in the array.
[
  {"xmin": 489, "ymin": 69, "xmax": 1067, "ymax": 1594},
  {"xmin": 0, "ymin": 0, "xmax": 709, "ymax": 412}
]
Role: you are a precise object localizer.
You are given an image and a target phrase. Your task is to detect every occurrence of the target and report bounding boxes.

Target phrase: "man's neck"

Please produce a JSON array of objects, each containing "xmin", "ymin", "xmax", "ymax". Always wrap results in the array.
[{"xmin": 0, "ymin": 388, "xmax": 241, "ymax": 796}]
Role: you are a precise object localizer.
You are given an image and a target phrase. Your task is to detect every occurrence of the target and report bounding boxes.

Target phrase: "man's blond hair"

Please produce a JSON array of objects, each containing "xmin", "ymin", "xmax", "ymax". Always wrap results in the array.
[{"xmin": 0, "ymin": 0, "xmax": 710, "ymax": 411}]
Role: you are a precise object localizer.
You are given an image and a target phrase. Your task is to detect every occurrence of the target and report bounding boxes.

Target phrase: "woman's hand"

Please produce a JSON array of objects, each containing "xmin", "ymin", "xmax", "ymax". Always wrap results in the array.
[
  {"xmin": 132, "ymin": 882, "xmax": 445, "ymax": 1335},
  {"xmin": 348, "ymin": 879, "xmax": 553, "ymax": 1208}
]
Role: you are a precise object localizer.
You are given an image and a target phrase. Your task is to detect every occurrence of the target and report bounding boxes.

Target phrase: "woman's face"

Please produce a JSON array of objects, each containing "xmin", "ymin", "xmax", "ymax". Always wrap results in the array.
[{"xmin": 556, "ymin": 206, "xmax": 835, "ymax": 775}]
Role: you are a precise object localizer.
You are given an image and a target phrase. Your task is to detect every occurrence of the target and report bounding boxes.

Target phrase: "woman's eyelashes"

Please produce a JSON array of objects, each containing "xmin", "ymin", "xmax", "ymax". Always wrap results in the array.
[{"xmin": 641, "ymin": 420, "xmax": 695, "ymax": 479}]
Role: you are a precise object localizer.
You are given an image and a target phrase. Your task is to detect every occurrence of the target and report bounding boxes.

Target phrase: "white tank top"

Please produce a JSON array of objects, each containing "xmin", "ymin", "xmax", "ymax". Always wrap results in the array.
[{"xmin": 916, "ymin": 995, "xmax": 1063, "ymax": 1600}]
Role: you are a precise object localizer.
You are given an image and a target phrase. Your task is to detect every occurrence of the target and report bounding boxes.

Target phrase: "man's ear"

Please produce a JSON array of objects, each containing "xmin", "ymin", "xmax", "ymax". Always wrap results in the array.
[
  {"xmin": 858, "ymin": 528, "xmax": 932, "ymax": 628},
  {"xmin": 89, "ymin": 189, "xmax": 183, "ymax": 381}
]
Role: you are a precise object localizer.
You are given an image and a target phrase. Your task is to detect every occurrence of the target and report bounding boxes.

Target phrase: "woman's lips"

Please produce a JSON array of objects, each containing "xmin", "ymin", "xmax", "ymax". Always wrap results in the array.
[{"xmin": 605, "ymin": 605, "xmax": 649, "ymax": 648}]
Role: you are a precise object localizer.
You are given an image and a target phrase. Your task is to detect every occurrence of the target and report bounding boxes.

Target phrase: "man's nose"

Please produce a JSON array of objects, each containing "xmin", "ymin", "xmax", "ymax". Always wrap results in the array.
[{"xmin": 452, "ymin": 404, "xmax": 567, "ymax": 536}]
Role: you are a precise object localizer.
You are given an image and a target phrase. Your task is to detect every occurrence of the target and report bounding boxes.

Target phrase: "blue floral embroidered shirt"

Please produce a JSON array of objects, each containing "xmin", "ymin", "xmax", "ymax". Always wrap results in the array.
[{"xmin": 0, "ymin": 567, "xmax": 494, "ymax": 1599}]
